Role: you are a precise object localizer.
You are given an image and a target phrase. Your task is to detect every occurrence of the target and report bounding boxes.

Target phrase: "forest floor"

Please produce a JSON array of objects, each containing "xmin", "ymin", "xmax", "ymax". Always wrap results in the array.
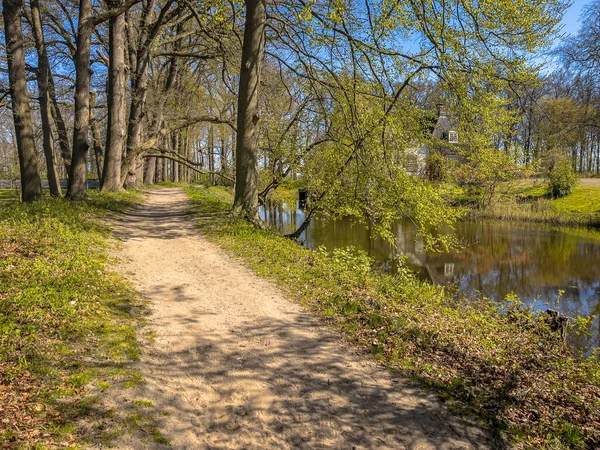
[{"xmin": 105, "ymin": 188, "xmax": 488, "ymax": 449}]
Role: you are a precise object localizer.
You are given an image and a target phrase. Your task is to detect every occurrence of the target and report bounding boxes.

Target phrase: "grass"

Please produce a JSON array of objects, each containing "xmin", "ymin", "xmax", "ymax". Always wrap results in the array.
[
  {"xmin": 458, "ymin": 179, "xmax": 600, "ymax": 226},
  {"xmin": 0, "ymin": 188, "xmax": 18, "ymax": 203},
  {"xmin": 185, "ymin": 184, "xmax": 600, "ymax": 449},
  {"xmin": 0, "ymin": 190, "xmax": 149, "ymax": 448},
  {"xmin": 268, "ymin": 186, "xmax": 299, "ymax": 206}
]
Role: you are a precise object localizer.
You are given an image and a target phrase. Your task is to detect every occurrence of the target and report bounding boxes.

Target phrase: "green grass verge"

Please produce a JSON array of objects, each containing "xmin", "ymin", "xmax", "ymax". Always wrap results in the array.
[
  {"xmin": 185, "ymin": 184, "xmax": 600, "ymax": 449},
  {"xmin": 0, "ymin": 191, "xmax": 147, "ymax": 448}
]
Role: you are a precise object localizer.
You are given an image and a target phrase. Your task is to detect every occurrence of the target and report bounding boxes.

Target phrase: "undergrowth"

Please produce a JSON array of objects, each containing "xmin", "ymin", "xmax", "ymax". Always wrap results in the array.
[
  {"xmin": 0, "ymin": 191, "xmax": 146, "ymax": 449},
  {"xmin": 186, "ymin": 185, "xmax": 600, "ymax": 449}
]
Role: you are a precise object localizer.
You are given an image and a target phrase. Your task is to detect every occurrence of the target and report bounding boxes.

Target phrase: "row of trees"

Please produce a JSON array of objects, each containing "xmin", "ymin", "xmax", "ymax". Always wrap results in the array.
[
  {"xmin": 494, "ymin": 0, "xmax": 600, "ymax": 174},
  {"xmin": 1, "ymin": 0, "xmax": 566, "ymax": 242}
]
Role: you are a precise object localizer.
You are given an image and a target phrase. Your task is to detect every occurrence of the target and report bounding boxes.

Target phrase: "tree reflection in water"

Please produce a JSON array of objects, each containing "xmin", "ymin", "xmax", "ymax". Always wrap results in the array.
[{"xmin": 260, "ymin": 201, "xmax": 600, "ymax": 351}]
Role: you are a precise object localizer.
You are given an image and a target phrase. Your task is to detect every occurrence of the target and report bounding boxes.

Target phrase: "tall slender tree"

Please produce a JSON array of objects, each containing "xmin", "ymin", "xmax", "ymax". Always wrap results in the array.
[
  {"xmin": 28, "ymin": 0, "xmax": 61, "ymax": 196},
  {"xmin": 3, "ymin": 0, "xmax": 43, "ymax": 202}
]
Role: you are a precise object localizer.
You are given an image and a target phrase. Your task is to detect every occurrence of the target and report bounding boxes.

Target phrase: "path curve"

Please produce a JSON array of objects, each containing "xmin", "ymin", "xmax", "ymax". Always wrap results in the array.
[{"xmin": 108, "ymin": 188, "xmax": 489, "ymax": 450}]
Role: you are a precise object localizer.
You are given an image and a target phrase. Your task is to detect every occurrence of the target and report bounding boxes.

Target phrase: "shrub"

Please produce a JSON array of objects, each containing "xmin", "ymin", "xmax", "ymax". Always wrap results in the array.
[
  {"xmin": 425, "ymin": 151, "xmax": 450, "ymax": 182},
  {"xmin": 545, "ymin": 150, "xmax": 577, "ymax": 198}
]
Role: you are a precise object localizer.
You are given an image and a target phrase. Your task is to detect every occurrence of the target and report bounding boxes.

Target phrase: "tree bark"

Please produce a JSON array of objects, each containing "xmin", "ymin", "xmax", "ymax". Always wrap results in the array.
[
  {"xmin": 48, "ymin": 72, "xmax": 71, "ymax": 176},
  {"xmin": 3, "ymin": 0, "xmax": 43, "ymax": 202},
  {"xmin": 89, "ymin": 93, "xmax": 104, "ymax": 181},
  {"xmin": 155, "ymin": 156, "xmax": 162, "ymax": 182},
  {"xmin": 122, "ymin": 0, "xmax": 155, "ymax": 187},
  {"xmin": 208, "ymin": 126, "xmax": 214, "ymax": 185},
  {"xmin": 68, "ymin": 0, "xmax": 139, "ymax": 198},
  {"xmin": 232, "ymin": 0, "xmax": 266, "ymax": 222},
  {"xmin": 220, "ymin": 136, "xmax": 227, "ymax": 173},
  {"xmin": 144, "ymin": 157, "xmax": 156, "ymax": 184},
  {"xmin": 29, "ymin": 0, "xmax": 61, "ymax": 196},
  {"xmin": 67, "ymin": 0, "xmax": 94, "ymax": 199},
  {"xmin": 102, "ymin": 1, "xmax": 127, "ymax": 191}
]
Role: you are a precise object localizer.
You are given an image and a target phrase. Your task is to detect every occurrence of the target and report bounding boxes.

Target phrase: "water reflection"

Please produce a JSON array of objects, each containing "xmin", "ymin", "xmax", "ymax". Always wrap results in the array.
[{"xmin": 259, "ymin": 201, "xmax": 600, "ymax": 351}]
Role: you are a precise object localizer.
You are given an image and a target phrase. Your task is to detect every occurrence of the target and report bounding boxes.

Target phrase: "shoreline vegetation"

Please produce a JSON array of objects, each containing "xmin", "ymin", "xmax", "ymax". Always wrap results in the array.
[
  {"xmin": 446, "ymin": 179, "xmax": 600, "ymax": 228},
  {"xmin": 0, "ymin": 192, "xmax": 148, "ymax": 448},
  {"xmin": 186, "ymin": 184, "xmax": 600, "ymax": 449}
]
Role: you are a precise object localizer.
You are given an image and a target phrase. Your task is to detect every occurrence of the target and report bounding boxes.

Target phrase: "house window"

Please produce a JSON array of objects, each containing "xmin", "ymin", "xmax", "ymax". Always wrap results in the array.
[
  {"xmin": 448, "ymin": 131, "xmax": 458, "ymax": 144},
  {"xmin": 406, "ymin": 154, "xmax": 418, "ymax": 173},
  {"xmin": 444, "ymin": 263, "xmax": 455, "ymax": 277}
]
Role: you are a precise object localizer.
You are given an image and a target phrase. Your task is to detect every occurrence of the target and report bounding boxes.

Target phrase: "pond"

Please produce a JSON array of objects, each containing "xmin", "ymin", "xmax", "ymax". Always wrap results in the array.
[{"xmin": 259, "ymin": 201, "xmax": 600, "ymax": 351}]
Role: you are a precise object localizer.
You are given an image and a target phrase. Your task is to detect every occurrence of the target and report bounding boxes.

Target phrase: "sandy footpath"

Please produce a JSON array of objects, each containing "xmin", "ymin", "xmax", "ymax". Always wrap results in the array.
[{"xmin": 104, "ymin": 188, "xmax": 489, "ymax": 449}]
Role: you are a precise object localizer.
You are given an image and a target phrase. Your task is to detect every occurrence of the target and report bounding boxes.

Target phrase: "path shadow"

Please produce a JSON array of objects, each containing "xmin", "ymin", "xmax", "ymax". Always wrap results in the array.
[{"xmin": 129, "ymin": 290, "xmax": 490, "ymax": 449}]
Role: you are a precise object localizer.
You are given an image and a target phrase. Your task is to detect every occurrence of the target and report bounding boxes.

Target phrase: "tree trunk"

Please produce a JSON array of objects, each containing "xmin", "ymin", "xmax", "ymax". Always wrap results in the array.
[
  {"xmin": 3, "ymin": 0, "xmax": 43, "ymax": 202},
  {"xmin": 89, "ymin": 94, "xmax": 104, "ymax": 181},
  {"xmin": 67, "ymin": 0, "xmax": 94, "ymax": 199},
  {"xmin": 122, "ymin": 0, "xmax": 155, "ymax": 187},
  {"xmin": 30, "ymin": 0, "xmax": 61, "ymax": 196},
  {"xmin": 232, "ymin": 0, "xmax": 266, "ymax": 221},
  {"xmin": 208, "ymin": 126, "xmax": 214, "ymax": 185},
  {"xmin": 102, "ymin": 2, "xmax": 127, "ymax": 191},
  {"xmin": 155, "ymin": 156, "xmax": 162, "ymax": 182},
  {"xmin": 220, "ymin": 136, "xmax": 227, "ymax": 173},
  {"xmin": 144, "ymin": 157, "xmax": 156, "ymax": 184},
  {"xmin": 48, "ymin": 72, "xmax": 71, "ymax": 176}
]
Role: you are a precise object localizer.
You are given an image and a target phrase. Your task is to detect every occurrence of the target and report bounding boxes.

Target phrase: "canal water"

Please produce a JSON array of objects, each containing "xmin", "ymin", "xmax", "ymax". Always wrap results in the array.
[{"xmin": 259, "ymin": 201, "xmax": 600, "ymax": 351}]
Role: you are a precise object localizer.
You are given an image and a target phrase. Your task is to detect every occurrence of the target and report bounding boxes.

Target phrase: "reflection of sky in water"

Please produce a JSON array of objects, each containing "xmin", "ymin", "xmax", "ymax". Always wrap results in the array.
[{"xmin": 259, "ymin": 201, "xmax": 600, "ymax": 351}]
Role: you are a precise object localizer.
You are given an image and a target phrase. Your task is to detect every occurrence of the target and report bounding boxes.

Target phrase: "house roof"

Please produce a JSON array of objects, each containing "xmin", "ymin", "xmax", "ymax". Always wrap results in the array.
[{"xmin": 431, "ymin": 106, "xmax": 458, "ymax": 140}]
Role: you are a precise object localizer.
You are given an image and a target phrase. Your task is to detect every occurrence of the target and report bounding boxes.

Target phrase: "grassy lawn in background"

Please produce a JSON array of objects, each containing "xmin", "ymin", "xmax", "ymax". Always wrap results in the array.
[
  {"xmin": 446, "ymin": 179, "xmax": 600, "ymax": 226},
  {"xmin": 185, "ymin": 184, "xmax": 600, "ymax": 449},
  {"xmin": 0, "ymin": 189, "xmax": 18, "ymax": 204}
]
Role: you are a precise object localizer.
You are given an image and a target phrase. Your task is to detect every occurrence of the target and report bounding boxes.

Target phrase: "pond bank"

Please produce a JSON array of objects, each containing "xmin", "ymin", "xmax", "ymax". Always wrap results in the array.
[
  {"xmin": 187, "ymin": 184, "xmax": 600, "ymax": 449},
  {"xmin": 454, "ymin": 179, "xmax": 600, "ymax": 227}
]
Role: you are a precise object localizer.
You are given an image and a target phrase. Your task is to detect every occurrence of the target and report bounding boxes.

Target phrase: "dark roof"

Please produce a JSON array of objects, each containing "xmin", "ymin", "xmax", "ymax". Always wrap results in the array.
[{"xmin": 431, "ymin": 106, "xmax": 458, "ymax": 140}]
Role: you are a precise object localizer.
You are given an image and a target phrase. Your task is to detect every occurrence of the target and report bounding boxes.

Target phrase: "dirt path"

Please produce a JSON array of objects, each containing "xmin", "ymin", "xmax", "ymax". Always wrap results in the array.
[{"xmin": 107, "ymin": 188, "xmax": 489, "ymax": 449}]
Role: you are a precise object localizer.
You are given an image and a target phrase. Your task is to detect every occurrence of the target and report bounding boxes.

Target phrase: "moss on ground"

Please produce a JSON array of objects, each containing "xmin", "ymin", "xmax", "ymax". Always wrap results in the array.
[{"xmin": 186, "ymin": 184, "xmax": 600, "ymax": 449}]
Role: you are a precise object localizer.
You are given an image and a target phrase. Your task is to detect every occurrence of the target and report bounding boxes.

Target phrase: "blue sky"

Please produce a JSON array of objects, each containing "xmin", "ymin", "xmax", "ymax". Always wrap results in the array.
[{"xmin": 560, "ymin": 0, "xmax": 589, "ymax": 37}]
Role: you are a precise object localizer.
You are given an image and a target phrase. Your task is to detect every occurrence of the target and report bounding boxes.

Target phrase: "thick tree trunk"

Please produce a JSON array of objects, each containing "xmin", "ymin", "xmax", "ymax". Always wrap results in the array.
[
  {"xmin": 144, "ymin": 157, "xmax": 156, "ymax": 184},
  {"xmin": 173, "ymin": 160, "xmax": 179, "ymax": 182},
  {"xmin": 67, "ymin": 0, "xmax": 94, "ymax": 199},
  {"xmin": 233, "ymin": 0, "xmax": 266, "ymax": 221},
  {"xmin": 122, "ymin": 0, "xmax": 155, "ymax": 187},
  {"xmin": 3, "ymin": 0, "xmax": 43, "ymax": 202},
  {"xmin": 102, "ymin": 3, "xmax": 127, "ymax": 191},
  {"xmin": 155, "ymin": 157, "xmax": 162, "ymax": 182},
  {"xmin": 30, "ymin": 0, "xmax": 61, "ymax": 196}
]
